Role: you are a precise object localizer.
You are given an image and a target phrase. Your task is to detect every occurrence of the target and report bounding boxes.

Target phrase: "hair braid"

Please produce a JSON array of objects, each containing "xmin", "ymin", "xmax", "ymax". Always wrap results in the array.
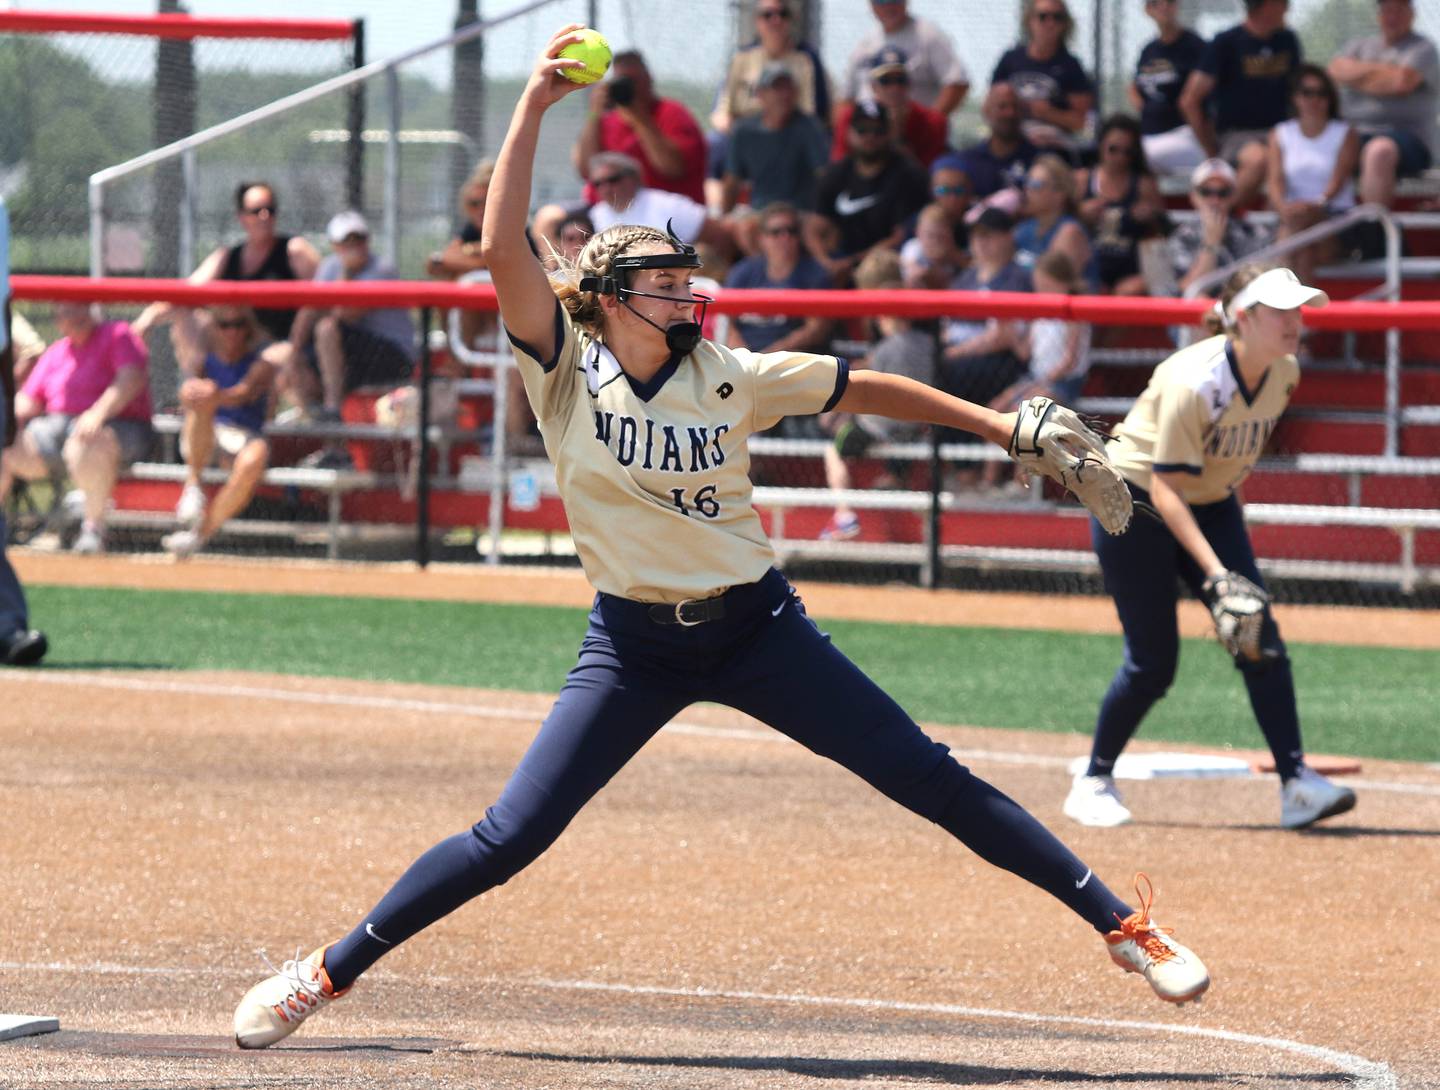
[{"xmin": 551, "ymin": 223, "xmax": 673, "ymax": 335}]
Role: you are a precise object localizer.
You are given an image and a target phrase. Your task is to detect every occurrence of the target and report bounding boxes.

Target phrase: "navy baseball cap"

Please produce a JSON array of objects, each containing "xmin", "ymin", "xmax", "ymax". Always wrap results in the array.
[
  {"xmin": 868, "ymin": 45, "xmax": 909, "ymax": 75},
  {"xmin": 971, "ymin": 207, "xmax": 1015, "ymax": 234},
  {"xmin": 850, "ymin": 100, "xmax": 889, "ymax": 128}
]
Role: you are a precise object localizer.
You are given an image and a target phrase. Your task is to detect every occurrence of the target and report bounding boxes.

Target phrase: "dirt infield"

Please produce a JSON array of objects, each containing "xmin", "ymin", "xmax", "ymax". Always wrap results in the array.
[
  {"xmin": 3, "ymin": 553, "xmax": 1439, "ymax": 1088},
  {"xmin": 3, "ymin": 662, "xmax": 1439, "ymax": 1087}
]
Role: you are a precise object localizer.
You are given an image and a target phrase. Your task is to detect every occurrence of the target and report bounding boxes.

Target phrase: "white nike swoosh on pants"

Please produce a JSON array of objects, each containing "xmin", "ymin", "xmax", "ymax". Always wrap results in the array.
[{"xmin": 771, "ymin": 601, "xmax": 787, "ymax": 617}]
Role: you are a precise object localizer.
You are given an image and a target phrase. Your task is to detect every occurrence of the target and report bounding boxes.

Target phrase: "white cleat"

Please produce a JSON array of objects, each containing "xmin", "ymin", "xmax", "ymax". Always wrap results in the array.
[
  {"xmin": 1105, "ymin": 874, "xmax": 1210, "ymax": 1004},
  {"xmin": 1280, "ymin": 766, "xmax": 1356, "ymax": 830},
  {"xmin": 1064, "ymin": 774, "xmax": 1133, "ymax": 827},
  {"xmin": 234, "ymin": 946, "xmax": 346, "ymax": 1049},
  {"xmin": 161, "ymin": 529, "xmax": 204, "ymax": 560},
  {"xmin": 175, "ymin": 483, "xmax": 207, "ymax": 527}
]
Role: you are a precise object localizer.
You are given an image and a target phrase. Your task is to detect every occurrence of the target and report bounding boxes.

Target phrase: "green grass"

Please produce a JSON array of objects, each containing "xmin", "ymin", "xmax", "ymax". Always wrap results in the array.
[{"xmin": 25, "ymin": 584, "xmax": 1440, "ymax": 764}]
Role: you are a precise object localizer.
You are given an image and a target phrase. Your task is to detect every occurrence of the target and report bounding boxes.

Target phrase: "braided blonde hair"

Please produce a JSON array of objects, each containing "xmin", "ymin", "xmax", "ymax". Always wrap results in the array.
[
  {"xmin": 551, "ymin": 223, "xmax": 675, "ymax": 336},
  {"xmin": 1204, "ymin": 263, "xmax": 1269, "ymax": 336}
]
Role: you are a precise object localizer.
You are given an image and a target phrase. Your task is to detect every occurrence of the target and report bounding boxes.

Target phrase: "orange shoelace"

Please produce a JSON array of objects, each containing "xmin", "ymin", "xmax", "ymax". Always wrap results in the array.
[{"xmin": 1113, "ymin": 872, "xmax": 1179, "ymax": 964}]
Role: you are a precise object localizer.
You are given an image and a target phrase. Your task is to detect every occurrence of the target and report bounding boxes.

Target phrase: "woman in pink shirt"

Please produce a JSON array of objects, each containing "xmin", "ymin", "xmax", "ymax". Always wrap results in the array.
[{"xmin": 0, "ymin": 303, "xmax": 153, "ymax": 554}]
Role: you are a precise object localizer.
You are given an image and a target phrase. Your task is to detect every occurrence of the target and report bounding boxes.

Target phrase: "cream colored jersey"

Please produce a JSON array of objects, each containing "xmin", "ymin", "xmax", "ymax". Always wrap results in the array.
[
  {"xmin": 509, "ymin": 302, "xmax": 847, "ymax": 602},
  {"xmin": 1107, "ymin": 334, "xmax": 1298, "ymax": 505}
]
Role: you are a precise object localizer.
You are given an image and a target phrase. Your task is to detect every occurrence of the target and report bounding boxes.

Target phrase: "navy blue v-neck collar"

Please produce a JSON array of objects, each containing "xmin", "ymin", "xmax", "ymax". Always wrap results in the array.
[
  {"xmin": 1224, "ymin": 340, "xmax": 1267, "ymax": 407},
  {"xmin": 623, "ymin": 351, "xmax": 684, "ymax": 402}
]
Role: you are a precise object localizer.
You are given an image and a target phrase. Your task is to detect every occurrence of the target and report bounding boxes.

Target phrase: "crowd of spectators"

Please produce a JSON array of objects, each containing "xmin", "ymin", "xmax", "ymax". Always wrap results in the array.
[{"xmin": 9, "ymin": 0, "xmax": 1440, "ymax": 554}]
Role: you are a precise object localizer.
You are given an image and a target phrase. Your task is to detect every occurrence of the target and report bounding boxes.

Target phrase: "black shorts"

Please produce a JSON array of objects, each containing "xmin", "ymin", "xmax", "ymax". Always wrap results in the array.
[{"xmin": 331, "ymin": 324, "xmax": 415, "ymax": 391}]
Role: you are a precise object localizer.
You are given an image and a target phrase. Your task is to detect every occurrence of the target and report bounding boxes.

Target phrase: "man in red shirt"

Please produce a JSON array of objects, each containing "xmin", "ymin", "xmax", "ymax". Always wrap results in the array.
[
  {"xmin": 832, "ymin": 47, "xmax": 950, "ymax": 167},
  {"xmin": 572, "ymin": 50, "xmax": 707, "ymax": 204}
]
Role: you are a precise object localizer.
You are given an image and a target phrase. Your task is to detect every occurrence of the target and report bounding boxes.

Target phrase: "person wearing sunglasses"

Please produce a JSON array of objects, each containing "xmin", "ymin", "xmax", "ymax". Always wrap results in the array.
[
  {"xmin": 832, "ymin": 47, "xmax": 949, "ymax": 169},
  {"xmin": 724, "ymin": 201, "xmax": 832, "ymax": 356},
  {"xmin": 230, "ymin": 28, "xmax": 1209, "ymax": 1049},
  {"xmin": 1179, "ymin": 0, "xmax": 1301, "ymax": 209},
  {"xmin": 1131, "ymin": 0, "xmax": 1208, "ymax": 175},
  {"xmin": 587, "ymin": 151, "xmax": 732, "ymax": 259},
  {"xmin": 712, "ymin": 1, "xmax": 831, "ymax": 137},
  {"xmin": 1171, "ymin": 158, "xmax": 1270, "ymax": 296},
  {"xmin": 838, "ymin": 0, "xmax": 969, "ymax": 122},
  {"xmin": 991, "ymin": 0, "xmax": 1096, "ymax": 155},
  {"xmin": 1328, "ymin": 0, "xmax": 1439, "ymax": 213},
  {"xmin": 1074, "ymin": 115, "xmax": 1166, "ymax": 296},
  {"xmin": 1265, "ymin": 65, "xmax": 1359, "ymax": 284}
]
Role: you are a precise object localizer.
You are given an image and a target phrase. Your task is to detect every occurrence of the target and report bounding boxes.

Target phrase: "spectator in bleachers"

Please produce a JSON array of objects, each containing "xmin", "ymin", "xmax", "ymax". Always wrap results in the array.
[
  {"xmin": 573, "ymin": 50, "xmax": 707, "ymax": 205},
  {"xmin": 554, "ymin": 209, "xmax": 596, "ymax": 269},
  {"xmin": 834, "ymin": 47, "xmax": 950, "ymax": 169},
  {"xmin": 1266, "ymin": 65, "xmax": 1359, "ymax": 284},
  {"xmin": 817, "ymin": 255, "xmax": 935, "ymax": 541},
  {"xmin": 189, "ymin": 182, "xmax": 320, "ymax": 394},
  {"xmin": 141, "ymin": 306, "xmax": 274, "ymax": 560},
  {"xmin": 1180, "ymin": 0, "xmax": 1302, "ymax": 209},
  {"xmin": 995, "ymin": 250, "xmax": 1093, "ymax": 409},
  {"xmin": 807, "ymin": 102, "xmax": 931, "ymax": 285},
  {"xmin": 288, "ymin": 211, "xmax": 416, "ymax": 468},
  {"xmin": 960, "ymin": 83, "xmax": 1040, "ymax": 198},
  {"xmin": 1015, "ymin": 154, "xmax": 1094, "ymax": 282},
  {"xmin": 1075, "ymin": 116, "xmax": 1166, "ymax": 295},
  {"xmin": 712, "ymin": 1, "xmax": 831, "ymax": 136},
  {"xmin": 940, "ymin": 207, "xmax": 1032, "ymax": 422},
  {"xmin": 900, "ymin": 202, "xmax": 966, "ymax": 289},
  {"xmin": 725, "ymin": 202, "xmax": 832, "ymax": 354},
  {"xmin": 991, "ymin": 0, "xmax": 1097, "ymax": 156},
  {"xmin": 924, "ymin": 155, "xmax": 974, "ymax": 246},
  {"xmin": 9, "ymin": 309, "xmax": 46, "ymax": 388},
  {"xmin": 0, "ymin": 303, "xmax": 153, "ymax": 555},
  {"xmin": 1170, "ymin": 158, "xmax": 1270, "ymax": 294},
  {"xmin": 426, "ymin": 161, "xmax": 493, "ymax": 282},
  {"xmin": 587, "ymin": 152, "xmax": 733, "ymax": 254},
  {"xmin": 1132, "ymin": 0, "xmax": 1208, "ymax": 175},
  {"xmin": 840, "ymin": 0, "xmax": 970, "ymax": 119},
  {"xmin": 1329, "ymin": 0, "xmax": 1439, "ymax": 210},
  {"xmin": 721, "ymin": 64, "xmax": 830, "ymax": 224}
]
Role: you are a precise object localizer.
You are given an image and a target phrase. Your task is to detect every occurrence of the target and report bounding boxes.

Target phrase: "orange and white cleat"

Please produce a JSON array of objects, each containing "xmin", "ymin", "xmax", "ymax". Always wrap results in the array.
[
  {"xmin": 234, "ymin": 945, "xmax": 347, "ymax": 1049},
  {"xmin": 1104, "ymin": 874, "xmax": 1210, "ymax": 1004}
]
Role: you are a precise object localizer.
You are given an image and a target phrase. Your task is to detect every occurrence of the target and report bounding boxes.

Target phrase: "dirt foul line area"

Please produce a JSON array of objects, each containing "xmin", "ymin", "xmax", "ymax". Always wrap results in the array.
[{"xmin": 3, "ymin": 665, "xmax": 1437, "ymax": 1088}]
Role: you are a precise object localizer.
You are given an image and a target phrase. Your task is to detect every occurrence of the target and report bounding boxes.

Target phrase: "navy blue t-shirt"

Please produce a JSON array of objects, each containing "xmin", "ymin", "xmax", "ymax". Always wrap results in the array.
[
  {"xmin": 1135, "ymin": 30, "xmax": 1207, "ymax": 135},
  {"xmin": 991, "ymin": 46, "xmax": 1095, "ymax": 113},
  {"xmin": 958, "ymin": 137, "xmax": 1040, "ymax": 197},
  {"xmin": 1198, "ymin": 24, "xmax": 1301, "ymax": 132},
  {"xmin": 725, "ymin": 253, "xmax": 833, "ymax": 352}
]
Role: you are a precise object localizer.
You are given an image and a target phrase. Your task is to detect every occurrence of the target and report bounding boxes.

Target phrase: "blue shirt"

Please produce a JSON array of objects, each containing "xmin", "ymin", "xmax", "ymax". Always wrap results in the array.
[
  {"xmin": 959, "ymin": 138, "xmax": 1039, "ymax": 197},
  {"xmin": 315, "ymin": 252, "xmax": 417, "ymax": 359},
  {"xmin": 206, "ymin": 348, "xmax": 268, "ymax": 435},
  {"xmin": 725, "ymin": 254, "xmax": 832, "ymax": 352},
  {"xmin": 1199, "ymin": 24, "xmax": 1302, "ymax": 133}
]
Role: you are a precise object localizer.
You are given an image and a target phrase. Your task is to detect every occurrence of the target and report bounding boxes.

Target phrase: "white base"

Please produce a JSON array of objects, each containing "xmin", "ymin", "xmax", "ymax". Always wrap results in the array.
[
  {"xmin": 0, "ymin": 1014, "xmax": 60, "ymax": 1042},
  {"xmin": 1067, "ymin": 753, "xmax": 1254, "ymax": 781}
]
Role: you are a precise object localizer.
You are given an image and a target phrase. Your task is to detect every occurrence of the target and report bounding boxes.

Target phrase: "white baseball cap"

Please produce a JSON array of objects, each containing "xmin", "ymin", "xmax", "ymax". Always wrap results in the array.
[
  {"xmin": 1228, "ymin": 267, "xmax": 1329, "ymax": 316},
  {"xmin": 1190, "ymin": 157, "xmax": 1237, "ymax": 190},
  {"xmin": 326, "ymin": 209, "xmax": 370, "ymax": 244}
]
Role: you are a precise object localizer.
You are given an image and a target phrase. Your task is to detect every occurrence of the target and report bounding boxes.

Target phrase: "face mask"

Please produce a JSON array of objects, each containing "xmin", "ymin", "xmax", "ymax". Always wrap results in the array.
[{"xmin": 578, "ymin": 222, "xmax": 710, "ymax": 355}]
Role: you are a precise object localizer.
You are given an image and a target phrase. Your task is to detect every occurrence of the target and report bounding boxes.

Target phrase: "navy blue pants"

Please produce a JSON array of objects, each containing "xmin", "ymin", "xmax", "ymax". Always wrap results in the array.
[
  {"xmin": 1, "ymin": 413, "xmax": 32, "ymax": 636},
  {"xmin": 325, "ymin": 569, "xmax": 1130, "ymax": 989},
  {"xmin": 1087, "ymin": 487, "xmax": 1304, "ymax": 780}
]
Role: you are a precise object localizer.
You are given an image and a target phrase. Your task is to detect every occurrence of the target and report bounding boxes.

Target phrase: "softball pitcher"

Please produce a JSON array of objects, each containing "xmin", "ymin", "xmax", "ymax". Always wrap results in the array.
[
  {"xmin": 1064, "ymin": 264, "xmax": 1357, "ymax": 832},
  {"xmin": 233, "ymin": 27, "xmax": 1210, "ymax": 1049}
]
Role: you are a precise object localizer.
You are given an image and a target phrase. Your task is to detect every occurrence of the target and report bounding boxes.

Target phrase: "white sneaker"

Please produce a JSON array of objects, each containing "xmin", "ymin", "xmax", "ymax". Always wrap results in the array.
[
  {"xmin": 161, "ymin": 529, "xmax": 204, "ymax": 560},
  {"xmin": 71, "ymin": 523, "xmax": 106, "ymax": 555},
  {"xmin": 1105, "ymin": 873, "xmax": 1210, "ymax": 1004},
  {"xmin": 1064, "ymin": 774, "xmax": 1133, "ymax": 827},
  {"xmin": 175, "ymin": 483, "xmax": 207, "ymax": 526},
  {"xmin": 1280, "ymin": 766, "xmax": 1356, "ymax": 830},
  {"xmin": 234, "ymin": 946, "xmax": 346, "ymax": 1049}
]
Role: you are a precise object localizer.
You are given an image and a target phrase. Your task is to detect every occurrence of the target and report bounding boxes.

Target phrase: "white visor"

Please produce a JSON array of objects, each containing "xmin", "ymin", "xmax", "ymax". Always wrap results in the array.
[{"xmin": 1228, "ymin": 267, "xmax": 1329, "ymax": 318}]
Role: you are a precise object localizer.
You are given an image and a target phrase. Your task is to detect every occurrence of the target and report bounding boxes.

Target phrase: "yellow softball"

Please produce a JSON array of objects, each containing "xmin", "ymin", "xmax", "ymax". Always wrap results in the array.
[{"xmin": 558, "ymin": 28, "xmax": 612, "ymax": 85}]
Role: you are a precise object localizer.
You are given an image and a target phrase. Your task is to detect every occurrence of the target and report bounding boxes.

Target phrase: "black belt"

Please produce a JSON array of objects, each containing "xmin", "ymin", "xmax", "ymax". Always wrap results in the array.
[{"xmin": 647, "ymin": 595, "xmax": 727, "ymax": 626}]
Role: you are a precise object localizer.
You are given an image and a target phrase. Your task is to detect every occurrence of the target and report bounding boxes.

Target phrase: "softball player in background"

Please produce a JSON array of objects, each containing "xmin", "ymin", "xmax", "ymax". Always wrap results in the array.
[
  {"xmin": 233, "ymin": 27, "xmax": 1210, "ymax": 1049},
  {"xmin": 1064, "ymin": 264, "xmax": 1357, "ymax": 831}
]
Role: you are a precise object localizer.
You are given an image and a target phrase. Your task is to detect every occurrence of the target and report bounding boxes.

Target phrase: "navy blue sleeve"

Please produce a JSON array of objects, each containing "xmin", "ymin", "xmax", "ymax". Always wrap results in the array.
[
  {"xmin": 1154, "ymin": 462, "xmax": 1203, "ymax": 475},
  {"xmin": 822, "ymin": 356, "xmax": 851, "ymax": 413},
  {"xmin": 504, "ymin": 297, "xmax": 565, "ymax": 374}
]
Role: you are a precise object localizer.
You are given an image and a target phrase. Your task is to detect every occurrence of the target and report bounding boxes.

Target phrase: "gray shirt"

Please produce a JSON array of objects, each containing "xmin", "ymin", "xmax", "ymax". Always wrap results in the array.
[
  {"xmin": 315, "ymin": 252, "xmax": 417, "ymax": 358},
  {"xmin": 1338, "ymin": 30, "xmax": 1440, "ymax": 155},
  {"xmin": 844, "ymin": 17, "xmax": 969, "ymax": 110}
]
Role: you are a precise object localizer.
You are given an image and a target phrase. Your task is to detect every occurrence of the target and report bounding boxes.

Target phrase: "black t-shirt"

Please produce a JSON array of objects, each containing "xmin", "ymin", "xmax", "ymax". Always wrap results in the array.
[
  {"xmin": 1199, "ymin": 24, "xmax": 1302, "ymax": 132},
  {"xmin": 991, "ymin": 45, "xmax": 1094, "ymax": 112},
  {"xmin": 814, "ymin": 155, "xmax": 931, "ymax": 257},
  {"xmin": 1135, "ymin": 30, "xmax": 1207, "ymax": 135}
]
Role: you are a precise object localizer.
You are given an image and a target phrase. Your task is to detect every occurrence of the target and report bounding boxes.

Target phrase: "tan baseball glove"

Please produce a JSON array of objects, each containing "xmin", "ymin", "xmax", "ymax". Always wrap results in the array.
[
  {"xmin": 1200, "ymin": 571, "xmax": 1269, "ymax": 662},
  {"xmin": 1008, "ymin": 396, "xmax": 1133, "ymax": 535}
]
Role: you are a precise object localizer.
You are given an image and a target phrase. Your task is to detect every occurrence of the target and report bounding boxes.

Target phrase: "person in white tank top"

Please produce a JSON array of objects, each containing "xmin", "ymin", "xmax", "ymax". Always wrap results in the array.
[{"xmin": 1265, "ymin": 64, "xmax": 1361, "ymax": 282}]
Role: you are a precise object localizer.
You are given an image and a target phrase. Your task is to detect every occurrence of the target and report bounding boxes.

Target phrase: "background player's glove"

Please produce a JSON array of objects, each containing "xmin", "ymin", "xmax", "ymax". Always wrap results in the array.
[
  {"xmin": 1008, "ymin": 396, "xmax": 1133, "ymax": 535},
  {"xmin": 1200, "ymin": 571, "xmax": 1269, "ymax": 662}
]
